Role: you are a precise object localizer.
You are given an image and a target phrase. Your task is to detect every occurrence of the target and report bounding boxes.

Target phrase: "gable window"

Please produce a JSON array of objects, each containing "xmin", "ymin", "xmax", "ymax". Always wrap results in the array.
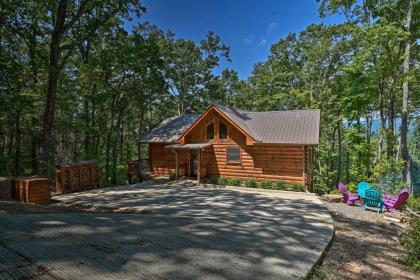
[
  {"xmin": 227, "ymin": 146, "xmax": 240, "ymax": 162},
  {"xmin": 206, "ymin": 122, "xmax": 214, "ymax": 140},
  {"xmin": 219, "ymin": 121, "xmax": 228, "ymax": 140}
]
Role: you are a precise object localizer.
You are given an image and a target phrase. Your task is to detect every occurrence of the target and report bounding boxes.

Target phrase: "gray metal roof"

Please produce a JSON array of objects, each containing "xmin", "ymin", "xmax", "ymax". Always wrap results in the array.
[
  {"xmin": 165, "ymin": 143, "xmax": 213, "ymax": 150},
  {"xmin": 215, "ymin": 104, "xmax": 320, "ymax": 145},
  {"xmin": 141, "ymin": 114, "xmax": 199, "ymax": 143},
  {"xmin": 143, "ymin": 105, "xmax": 320, "ymax": 145}
]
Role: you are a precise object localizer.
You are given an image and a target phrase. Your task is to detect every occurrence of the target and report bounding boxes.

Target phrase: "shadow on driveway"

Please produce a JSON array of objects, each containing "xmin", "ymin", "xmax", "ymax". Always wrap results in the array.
[{"xmin": 0, "ymin": 179, "xmax": 333, "ymax": 280}]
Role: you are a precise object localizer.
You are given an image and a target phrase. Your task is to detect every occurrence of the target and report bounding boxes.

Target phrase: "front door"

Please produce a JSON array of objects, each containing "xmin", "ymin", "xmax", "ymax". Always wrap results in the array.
[{"xmin": 190, "ymin": 151, "xmax": 197, "ymax": 176}]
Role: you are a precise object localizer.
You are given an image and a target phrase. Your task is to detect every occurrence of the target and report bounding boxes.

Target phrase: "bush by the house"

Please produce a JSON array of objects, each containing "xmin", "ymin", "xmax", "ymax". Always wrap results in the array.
[
  {"xmin": 169, "ymin": 172, "xmax": 176, "ymax": 180},
  {"xmin": 207, "ymin": 176, "xmax": 219, "ymax": 185},
  {"xmin": 227, "ymin": 177, "xmax": 241, "ymax": 186},
  {"xmin": 260, "ymin": 181, "xmax": 273, "ymax": 189},
  {"xmin": 290, "ymin": 183, "xmax": 305, "ymax": 192},
  {"xmin": 274, "ymin": 181, "xmax": 287, "ymax": 190},
  {"xmin": 400, "ymin": 217, "xmax": 420, "ymax": 272},
  {"xmin": 217, "ymin": 177, "xmax": 230, "ymax": 186},
  {"xmin": 244, "ymin": 179, "xmax": 257, "ymax": 188}
]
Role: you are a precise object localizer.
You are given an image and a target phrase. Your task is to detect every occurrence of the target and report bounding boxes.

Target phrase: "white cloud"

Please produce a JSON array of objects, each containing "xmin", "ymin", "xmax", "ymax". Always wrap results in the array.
[
  {"xmin": 243, "ymin": 34, "xmax": 255, "ymax": 45},
  {"xmin": 266, "ymin": 22, "xmax": 278, "ymax": 37},
  {"xmin": 257, "ymin": 22, "xmax": 278, "ymax": 47},
  {"xmin": 243, "ymin": 35, "xmax": 255, "ymax": 44},
  {"xmin": 258, "ymin": 39, "xmax": 267, "ymax": 46}
]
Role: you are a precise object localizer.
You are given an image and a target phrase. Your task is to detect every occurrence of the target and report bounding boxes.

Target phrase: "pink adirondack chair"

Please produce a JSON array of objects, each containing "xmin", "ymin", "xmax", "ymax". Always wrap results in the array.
[
  {"xmin": 383, "ymin": 187, "xmax": 409, "ymax": 212},
  {"xmin": 338, "ymin": 182, "xmax": 359, "ymax": 205}
]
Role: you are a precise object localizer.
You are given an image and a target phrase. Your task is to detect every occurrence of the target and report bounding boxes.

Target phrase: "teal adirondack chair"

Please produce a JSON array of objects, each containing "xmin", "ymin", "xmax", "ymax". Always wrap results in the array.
[
  {"xmin": 357, "ymin": 182, "xmax": 371, "ymax": 198},
  {"xmin": 362, "ymin": 189, "xmax": 383, "ymax": 213}
]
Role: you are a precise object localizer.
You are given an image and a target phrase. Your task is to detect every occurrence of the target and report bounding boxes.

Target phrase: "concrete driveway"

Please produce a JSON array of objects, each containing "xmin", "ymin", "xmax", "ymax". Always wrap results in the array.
[{"xmin": 0, "ymin": 179, "xmax": 333, "ymax": 280}]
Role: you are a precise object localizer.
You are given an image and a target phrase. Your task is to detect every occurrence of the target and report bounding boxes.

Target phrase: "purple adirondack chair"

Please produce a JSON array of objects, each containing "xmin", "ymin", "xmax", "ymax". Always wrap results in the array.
[
  {"xmin": 383, "ymin": 187, "xmax": 409, "ymax": 212},
  {"xmin": 338, "ymin": 182, "xmax": 359, "ymax": 205}
]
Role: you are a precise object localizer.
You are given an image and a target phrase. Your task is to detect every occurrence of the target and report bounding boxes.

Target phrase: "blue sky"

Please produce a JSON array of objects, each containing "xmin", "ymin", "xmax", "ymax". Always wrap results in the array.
[{"xmin": 127, "ymin": 0, "xmax": 345, "ymax": 79}]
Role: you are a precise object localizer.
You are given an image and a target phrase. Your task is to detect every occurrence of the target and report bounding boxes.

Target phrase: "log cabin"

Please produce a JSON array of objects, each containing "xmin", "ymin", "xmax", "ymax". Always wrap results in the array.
[{"xmin": 142, "ymin": 104, "xmax": 320, "ymax": 191}]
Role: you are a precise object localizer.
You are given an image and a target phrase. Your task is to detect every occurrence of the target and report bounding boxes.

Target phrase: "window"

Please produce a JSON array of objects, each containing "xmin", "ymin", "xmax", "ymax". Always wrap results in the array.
[
  {"xmin": 227, "ymin": 147, "xmax": 240, "ymax": 162},
  {"xmin": 206, "ymin": 122, "xmax": 214, "ymax": 140},
  {"xmin": 219, "ymin": 121, "xmax": 228, "ymax": 140}
]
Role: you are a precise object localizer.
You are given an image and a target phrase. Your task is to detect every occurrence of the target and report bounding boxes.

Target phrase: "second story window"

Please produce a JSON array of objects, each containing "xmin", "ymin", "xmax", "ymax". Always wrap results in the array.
[
  {"xmin": 219, "ymin": 121, "xmax": 228, "ymax": 139},
  {"xmin": 206, "ymin": 122, "xmax": 214, "ymax": 140}
]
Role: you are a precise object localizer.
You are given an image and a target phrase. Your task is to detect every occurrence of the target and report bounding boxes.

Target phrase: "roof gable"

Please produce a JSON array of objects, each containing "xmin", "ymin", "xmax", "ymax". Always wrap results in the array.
[{"xmin": 178, "ymin": 105, "xmax": 256, "ymax": 145}]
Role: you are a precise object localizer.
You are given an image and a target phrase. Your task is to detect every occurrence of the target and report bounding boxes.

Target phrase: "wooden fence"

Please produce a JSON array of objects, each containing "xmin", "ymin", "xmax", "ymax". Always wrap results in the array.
[
  {"xmin": 127, "ymin": 159, "xmax": 150, "ymax": 183},
  {"xmin": 11, "ymin": 177, "xmax": 51, "ymax": 204},
  {"xmin": 56, "ymin": 160, "xmax": 99, "ymax": 194}
]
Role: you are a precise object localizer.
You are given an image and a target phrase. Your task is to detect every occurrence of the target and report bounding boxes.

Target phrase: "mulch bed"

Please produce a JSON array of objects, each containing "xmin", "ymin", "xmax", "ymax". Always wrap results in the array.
[{"xmin": 310, "ymin": 201, "xmax": 419, "ymax": 280}]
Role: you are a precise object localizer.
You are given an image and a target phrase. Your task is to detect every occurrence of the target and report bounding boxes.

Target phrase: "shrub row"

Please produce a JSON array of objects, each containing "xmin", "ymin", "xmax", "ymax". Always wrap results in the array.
[{"xmin": 206, "ymin": 176, "xmax": 305, "ymax": 192}]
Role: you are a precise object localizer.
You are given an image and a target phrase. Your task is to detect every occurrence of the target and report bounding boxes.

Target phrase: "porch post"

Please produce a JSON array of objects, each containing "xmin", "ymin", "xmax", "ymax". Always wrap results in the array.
[
  {"xmin": 197, "ymin": 149, "xmax": 201, "ymax": 183},
  {"xmin": 302, "ymin": 146, "xmax": 307, "ymax": 191},
  {"xmin": 175, "ymin": 150, "xmax": 179, "ymax": 179}
]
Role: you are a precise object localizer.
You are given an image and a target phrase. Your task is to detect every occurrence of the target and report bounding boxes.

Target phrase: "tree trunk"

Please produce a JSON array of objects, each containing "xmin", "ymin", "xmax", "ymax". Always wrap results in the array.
[
  {"xmin": 137, "ymin": 107, "xmax": 145, "ymax": 160},
  {"xmin": 386, "ymin": 75, "xmax": 396, "ymax": 159},
  {"xmin": 366, "ymin": 114, "xmax": 373, "ymax": 177},
  {"xmin": 83, "ymin": 98, "xmax": 90, "ymax": 158},
  {"xmin": 401, "ymin": 0, "xmax": 413, "ymax": 186},
  {"xmin": 13, "ymin": 110, "xmax": 21, "ymax": 176},
  {"xmin": 105, "ymin": 123, "xmax": 112, "ymax": 183},
  {"xmin": 40, "ymin": 0, "xmax": 68, "ymax": 175},
  {"xmin": 336, "ymin": 122, "xmax": 342, "ymax": 186},
  {"xmin": 30, "ymin": 117, "xmax": 39, "ymax": 175},
  {"xmin": 111, "ymin": 110, "xmax": 123, "ymax": 184}
]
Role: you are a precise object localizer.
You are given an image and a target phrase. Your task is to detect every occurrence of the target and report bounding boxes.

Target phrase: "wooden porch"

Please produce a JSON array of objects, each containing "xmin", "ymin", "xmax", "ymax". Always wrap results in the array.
[{"xmin": 165, "ymin": 143, "xmax": 213, "ymax": 183}]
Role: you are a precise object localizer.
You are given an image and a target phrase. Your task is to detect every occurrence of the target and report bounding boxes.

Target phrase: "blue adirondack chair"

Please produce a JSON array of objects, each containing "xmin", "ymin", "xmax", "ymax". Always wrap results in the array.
[
  {"xmin": 357, "ymin": 182, "xmax": 371, "ymax": 198},
  {"xmin": 357, "ymin": 182, "xmax": 371, "ymax": 206},
  {"xmin": 362, "ymin": 189, "xmax": 383, "ymax": 213}
]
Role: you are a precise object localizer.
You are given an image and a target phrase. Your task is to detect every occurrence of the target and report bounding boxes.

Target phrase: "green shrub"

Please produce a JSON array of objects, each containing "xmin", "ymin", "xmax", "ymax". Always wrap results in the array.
[
  {"xmin": 400, "ymin": 217, "xmax": 420, "ymax": 272},
  {"xmin": 169, "ymin": 172, "xmax": 176, "ymax": 180},
  {"xmin": 274, "ymin": 181, "xmax": 287, "ymax": 190},
  {"xmin": 244, "ymin": 179, "xmax": 257, "ymax": 188},
  {"xmin": 227, "ymin": 177, "xmax": 241, "ymax": 186},
  {"xmin": 217, "ymin": 177, "xmax": 229, "ymax": 186},
  {"xmin": 290, "ymin": 183, "xmax": 305, "ymax": 192},
  {"xmin": 207, "ymin": 176, "xmax": 219, "ymax": 185},
  {"xmin": 373, "ymin": 158, "xmax": 405, "ymax": 195},
  {"xmin": 329, "ymin": 188, "xmax": 341, "ymax": 195},
  {"xmin": 260, "ymin": 181, "xmax": 273, "ymax": 189},
  {"xmin": 347, "ymin": 182, "xmax": 358, "ymax": 193},
  {"xmin": 405, "ymin": 197, "xmax": 420, "ymax": 212}
]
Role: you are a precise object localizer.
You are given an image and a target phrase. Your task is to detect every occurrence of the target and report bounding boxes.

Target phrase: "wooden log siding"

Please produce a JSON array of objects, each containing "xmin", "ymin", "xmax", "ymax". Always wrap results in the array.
[
  {"xmin": 150, "ymin": 143, "xmax": 188, "ymax": 176},
  {"xmin": 202, "ymin": 144, "xmax": 304, "ymax": 184}
]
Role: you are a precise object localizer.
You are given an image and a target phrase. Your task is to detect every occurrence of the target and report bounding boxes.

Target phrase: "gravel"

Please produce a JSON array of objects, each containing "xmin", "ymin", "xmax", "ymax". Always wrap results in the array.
[{"xmin": 310, "ymin": 201, "xmax": 419, "ymax": 280}]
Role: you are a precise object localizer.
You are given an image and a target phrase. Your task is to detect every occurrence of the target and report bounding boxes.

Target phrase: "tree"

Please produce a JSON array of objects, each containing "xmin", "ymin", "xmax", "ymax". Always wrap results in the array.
[{"xmin": 39, "ymin": 0, "xmax": 145, "ymax": 174}]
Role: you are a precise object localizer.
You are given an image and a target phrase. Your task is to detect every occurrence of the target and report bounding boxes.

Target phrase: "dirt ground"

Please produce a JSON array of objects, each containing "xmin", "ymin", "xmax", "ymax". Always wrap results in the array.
[{"xmin": 310, "ymin": 202, "xmax": 419, "ymax": 280}]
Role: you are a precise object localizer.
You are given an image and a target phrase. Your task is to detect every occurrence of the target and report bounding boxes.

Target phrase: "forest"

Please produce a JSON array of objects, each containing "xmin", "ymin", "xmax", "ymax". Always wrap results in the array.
[{"xmin": 0, "ymin": 0, "xmax": 418, "ymax": 193}]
